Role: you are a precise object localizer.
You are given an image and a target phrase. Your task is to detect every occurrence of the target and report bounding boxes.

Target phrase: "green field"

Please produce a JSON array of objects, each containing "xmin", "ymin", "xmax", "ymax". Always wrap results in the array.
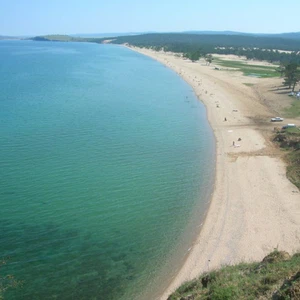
[
  {"xmin": 214, "ymin": 58, "xmax": 280, "ymax": 78},
  {"xmin": 284, "ymin": 97, "xmax": 300, "ymax": 118}
]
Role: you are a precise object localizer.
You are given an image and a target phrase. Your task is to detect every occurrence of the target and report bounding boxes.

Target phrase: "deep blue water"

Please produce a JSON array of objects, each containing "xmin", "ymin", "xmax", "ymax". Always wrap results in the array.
[{"xmin": 0, "ymin": 40, "xmax": 215, "ymax": 299}]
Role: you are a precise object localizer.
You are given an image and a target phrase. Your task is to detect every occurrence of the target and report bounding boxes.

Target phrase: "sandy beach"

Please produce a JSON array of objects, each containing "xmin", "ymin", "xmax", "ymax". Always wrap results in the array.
[{"xmin": 126, "ymin": 46, "xmax": 300, "ymax": 299}]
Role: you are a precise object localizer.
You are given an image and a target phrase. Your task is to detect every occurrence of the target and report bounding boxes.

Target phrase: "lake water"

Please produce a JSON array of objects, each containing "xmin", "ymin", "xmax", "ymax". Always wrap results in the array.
[{"xmin": 0, "ymin": 40, "xmax": 215, "ymax": 299}]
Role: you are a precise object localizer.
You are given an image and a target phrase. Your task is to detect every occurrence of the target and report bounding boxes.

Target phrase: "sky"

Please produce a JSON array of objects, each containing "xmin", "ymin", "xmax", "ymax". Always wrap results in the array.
[{"xmin": 1, "ymin": 0, "xmax": 300, "ymax": 36}]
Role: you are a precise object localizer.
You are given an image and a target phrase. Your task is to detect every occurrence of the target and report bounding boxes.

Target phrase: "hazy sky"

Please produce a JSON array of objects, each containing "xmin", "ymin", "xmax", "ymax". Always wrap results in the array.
[{"xmin": 1, "ymin": 0, "xmax": 300, "ymax": 36}]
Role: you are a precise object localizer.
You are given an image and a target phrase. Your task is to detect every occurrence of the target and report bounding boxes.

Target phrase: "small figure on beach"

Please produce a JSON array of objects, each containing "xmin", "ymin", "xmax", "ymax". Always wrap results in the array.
[
  {"xmin": 224, "ymin": 117, "xmax": 227, "ymax": 121},
  {"xmin": 233, "ymin": 141, "xmax": 235, "ymax": 146},
  {"xmin": 238, "ymin": 138, "xmax": 241, "ymax": 141}
]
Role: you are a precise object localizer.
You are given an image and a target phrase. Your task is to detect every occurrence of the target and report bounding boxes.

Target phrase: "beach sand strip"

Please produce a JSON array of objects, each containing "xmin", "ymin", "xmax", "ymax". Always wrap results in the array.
[{"xmin": 126, "ymin": 46, "xmax": 300, "ymax": 300}]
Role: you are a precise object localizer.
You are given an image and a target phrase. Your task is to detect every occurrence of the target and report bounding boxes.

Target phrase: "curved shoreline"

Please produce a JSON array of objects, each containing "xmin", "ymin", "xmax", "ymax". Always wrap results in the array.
[{"xmin": 125, "ymin": 46, "xmax": 300, "ymax": 299}]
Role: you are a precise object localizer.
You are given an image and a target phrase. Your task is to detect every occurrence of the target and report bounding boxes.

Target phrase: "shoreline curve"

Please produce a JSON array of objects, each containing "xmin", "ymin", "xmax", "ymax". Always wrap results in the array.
[{"xmin": 126, "ymin": 46, "xmax": 300, "ymax": 300}]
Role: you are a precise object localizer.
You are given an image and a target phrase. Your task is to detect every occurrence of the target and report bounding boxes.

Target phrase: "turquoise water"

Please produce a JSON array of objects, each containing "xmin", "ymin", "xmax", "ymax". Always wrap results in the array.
[{"xmin": 0, "ymin": 41, "xmax": 215, "ymax": 299}]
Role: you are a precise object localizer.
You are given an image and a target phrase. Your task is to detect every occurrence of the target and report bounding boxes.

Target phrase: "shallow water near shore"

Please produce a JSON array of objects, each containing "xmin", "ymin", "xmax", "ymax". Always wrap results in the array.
[{"xmin": 0, "ymin": 41, "xmax": 214, "ymax": 299}]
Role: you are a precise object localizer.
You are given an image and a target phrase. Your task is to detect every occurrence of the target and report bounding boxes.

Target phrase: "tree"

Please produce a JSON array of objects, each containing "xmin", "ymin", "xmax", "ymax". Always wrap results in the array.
[
  {"xmin": 276, "ymin": 63, "xmax": 286, "ymax": 77},
  {"xmin": 184, "ymin": 49, "xmax": 202, "ymax": 62},
  {"xmin": 205, "ymin": 54, "xmax": 213, "ymax": 65},
  {"xmin": 283, "ymin": 63, "xmax": 300, "ymax": 91}
]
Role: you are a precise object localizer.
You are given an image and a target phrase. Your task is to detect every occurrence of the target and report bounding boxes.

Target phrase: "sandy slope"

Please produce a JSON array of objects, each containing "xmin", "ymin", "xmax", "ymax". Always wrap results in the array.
[{"xmin": 127, "ymin": 47, "xmax": 300, "ymax": 299}]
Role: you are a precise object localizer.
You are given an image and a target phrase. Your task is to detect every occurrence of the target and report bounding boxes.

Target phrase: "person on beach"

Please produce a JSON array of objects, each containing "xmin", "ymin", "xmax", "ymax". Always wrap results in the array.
[
  {"xmin": 224, "ymin": 117, "xmax": 227, "ymax": 121},
  {"xmin": 233, "ymin": 141, "xmax": 235, "ymax": 146}
]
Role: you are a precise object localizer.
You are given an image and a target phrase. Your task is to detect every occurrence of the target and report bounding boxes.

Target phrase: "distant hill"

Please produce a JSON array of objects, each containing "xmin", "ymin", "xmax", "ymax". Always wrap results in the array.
[
  {"xmin": 29, "ymin": 31, "xmax": 300, "ymax": 55},
  {"xmin": 6, "ymin": 30, "xmax": 300, "ymax": 41},
  {"xmin": 0, "ymin": 35, "xmax": 21, "ymax": 40},
  {"xmin": 110, "ymin": 33, "xmax": 300, "ymax": 51},
  {"xmin": 31, "ymin": 35, "xmax": 84, "ymax": 42},
  {"xmin": 276, "ymin": 32, "xmax": 300, "ymax": 40},
  {"xmin": 23, "ymin": 31, "xmax": 300, "ymax": 64},
  {"xmin": 30, "ymin": 32, "xmax": 300, "ymax": 49},
  {"xmin": 109, "ymin": 32, "xmax": 300, "ymax": 64},
  {"xmin": 71, "ymin": 31, "xmax": 300, "ymax": 40},
  {"xmin": 70, "ymin": 32, "xmax": 150, "ymax": 38},
  {"xmin": 183, "ymin": 30, "xmax": 255, "ymax": 36},
  {"xmin": 182, "ymin": 31, "xmax": 300, "ymax": 40}
]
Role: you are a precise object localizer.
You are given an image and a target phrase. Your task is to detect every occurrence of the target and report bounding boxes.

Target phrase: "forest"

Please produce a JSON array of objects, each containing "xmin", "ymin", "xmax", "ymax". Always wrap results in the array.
[
  {"xmin": 109, "ymin": 33, "xmax": 300, "ymax": 64},
  {"xmin": 31, "ymin": 32, "xmax": 300, "ymax": 64}
]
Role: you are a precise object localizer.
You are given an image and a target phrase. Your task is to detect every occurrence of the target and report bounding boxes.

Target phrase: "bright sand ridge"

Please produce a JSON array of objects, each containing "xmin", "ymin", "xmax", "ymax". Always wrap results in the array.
[{"xmin": 127, "ymin": 47, "xmax": 300, "ymax": 299}]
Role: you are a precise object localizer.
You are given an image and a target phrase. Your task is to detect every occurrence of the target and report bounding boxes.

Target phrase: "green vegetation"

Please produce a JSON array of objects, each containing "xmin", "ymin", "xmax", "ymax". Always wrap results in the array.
[
  {"xmin": 286, "ymin": 149, "xmax": 300, "ymax": 190},
  {"xmin": 274, "ymin": 127, "xmax": 300, "ymax": 189},
  {"xmin": 283, "ymin": 63, "xmax": 300, "ymax": 91},
  {"xmin": 214, "ymin": 59, "xmax": 280, "ymax": 78},
  {"xmin": 111, "ymin": 33, "xmax": 300, "ymax": 51},
  {"xmin": 31, "ymin": 33, "xmax": 300, "ymax": 65},
  {"xmin": 168, "ymin": 250, "xmax": 300, "ymax": 300},
  {"xmin": 284, "ymin": 98, "xmax": 300, "ymax": 118},
  {"xmin": 110, "ymin": 33, "xmax": 300, "ymax": 65},
  {"xmin": 205, "ymin": 54, "xmax": 213, "ymax": 65},
  {"xmin": 32, "ymin": 35, "xmax": 85, "ymax": 42},
  {"xmin": 183, "ymin": 49, "xmax": 202, "ymax": 62}
]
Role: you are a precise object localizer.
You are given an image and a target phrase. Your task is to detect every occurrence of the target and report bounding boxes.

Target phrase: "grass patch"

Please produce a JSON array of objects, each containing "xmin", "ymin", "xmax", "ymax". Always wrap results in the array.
[
  {"xmin": 273, "ymin": 127, "xmax": 300, "ymax": 189},
  {"xmin": 286, "ymin": 150, "xmax": 300, "ymax": 189},
  {"xmin": 284, "ymin": 98, "xmax": 300, "ymax": 118},
  {"xmin": 214, "ymin": 58, "xmax": 280, "ymax": 78},
  {"xmin": 243, "ymin": 83, "xmax": 255, "ymax": 87},
  {"xmin": 168, "ymin": 250, "xmax": 300, "ymax": 300}
]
